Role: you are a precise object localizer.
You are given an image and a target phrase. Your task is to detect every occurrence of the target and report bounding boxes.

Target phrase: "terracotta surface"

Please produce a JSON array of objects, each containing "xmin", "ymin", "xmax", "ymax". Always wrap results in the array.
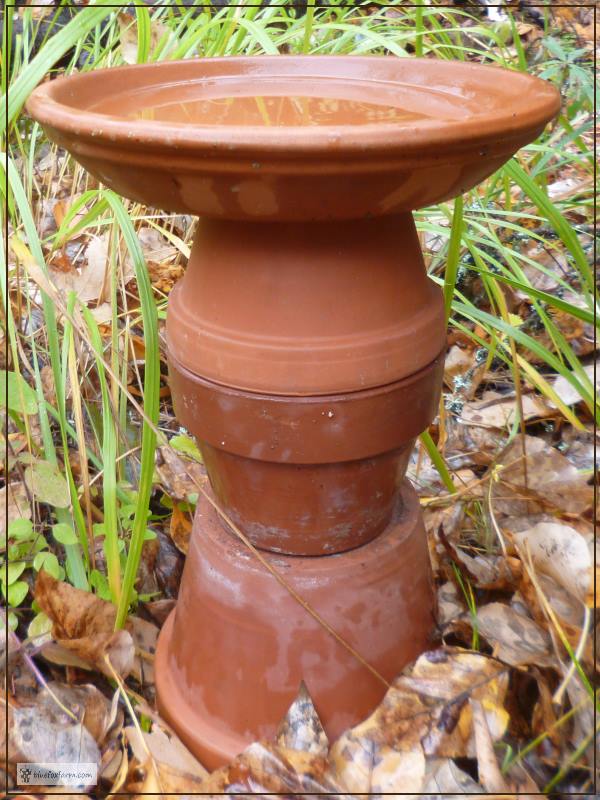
[
  {"xmin": 166, "ymin": 214, "xmax": 445, "ymax": 395},
  {"xmin": 26, "ymin": 56, "xmax": 560, "ymax": 221},
  {"xmin": 168, "ymin": 350, "xmax": 444, "ymax": 555},
  {"xmin": 27, "ymin": 55, "xmax": 560, "ymax": 770},
  {"xmin": 155, "ymin": 481, "xmax": 434, "ymax": 771}
]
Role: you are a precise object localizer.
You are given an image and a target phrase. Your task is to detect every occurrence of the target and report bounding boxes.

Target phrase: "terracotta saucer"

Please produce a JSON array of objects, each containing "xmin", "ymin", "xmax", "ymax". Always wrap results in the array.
[{"xmin": 26, "ymin": 55, "xmax": 560, "ymax": 221}]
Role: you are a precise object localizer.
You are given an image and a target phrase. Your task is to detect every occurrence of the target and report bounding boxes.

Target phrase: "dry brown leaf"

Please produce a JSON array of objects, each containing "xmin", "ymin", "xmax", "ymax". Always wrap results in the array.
[
  {"xmin": 124, "ymin": 724, "xmax": 207, "ymax": 780},
  {"xmin": 531, "ymin": 669, "xmax": 561, "ymax": 750},
  {"xmin": 422, "ymin": 756, "xmax": 482, "ymax": 793},
  {"xmin": 128, "ymin": 758, "xmax": 207, "ymax": 799},
  {"xmin": 474, "ymin": 696, "xmax": 543, "ymax": 797},
  {"xmin": 275, "ymin": 680, "xmax": 328, "ymax": 756},
  {"xmin": 127, "ymin": 616, "xmax": 159, "ymax": 685},
  {"xmin": 436, "ymin": 581, "xmax": 465, "ymax": 626},
  {"xmin": 371, "ymin": 745, "xmax": 426, "ymax": 794},
  {"xmin": 147, "ymin": 260, "xmax": 185, "ymax": 294},
  {"xmin": 49, "ymin": 235, "xmax": 107, "ymax": 303},
  {"xmin": 1, "ymin": 482, "xmax": 31, "ymax": 539},
  {"xmin": 330, "ymin": 649, "xmax": 509, "ymax": 794},
  {"xmin": 35, "ymin": 571, "xmax": 134, "ymax": 678},
  {"xmin": 43, "ymin": 628, "xmax": 157, "ymax": 687},
  {"xmin": 444, "ymin": 344, "xmax": 474, "ymax": 387},
  {"xmin": 471, "ymin": 699, "xmax": 509, "ymax": 793},
  {"xmin": 495, "ymin": 435, "xmax": 593, "ymax": 517},
  {"xmin": 459, "ymin": 391, "xmax": 552, "ymax": 429},
  {"xmin": 42, "ymin": 682, "xmax": 116, "ymax": 745},
  {"xmin": 551, "ymin": 361, "xmax": 598, "ymax": 407},
  {"xmin": 513, "ymin": 521, "xmax": 592, "ymax": 603},
  {"xmin": 537, "ymin": 573, "xmax": 586, "ymax": 628},
  {"xmin": 48, "ymin": 234, "xmax": 134, "ymax": 304},
  {"xmin": 11, "ymin": 692, "xmax": 100, "ymax": 774},
  {"xmin": 117, "ymin": 13, "xmax": 141, "ymax": 64},
  {"xmin": 168, "ymin": 504, "xmax": 193, "ymax": 555},
  {"xmin": 89, "ymin": 302, "xmax": 112, "ymax": 325},
  {"xmin": 117, "ymin": 12, "xmax": 170, "ymax": 65},
  {"xmin": 202, "ymin": 740, "xmax": 339, "ymax": 794},
  {"xmin": 474, "ymin": 602, "xmax": 553, "ymax": 668},
  {"xmin": 156, "ymin": 445, "xmax": 206, "ymax": 501}
]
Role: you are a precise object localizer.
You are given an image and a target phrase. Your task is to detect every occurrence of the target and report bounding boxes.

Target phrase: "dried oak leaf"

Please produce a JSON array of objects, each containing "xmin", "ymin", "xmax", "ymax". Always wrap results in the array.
[
  {"xmin": 125, "ymin": 724, "xmax": 207, "ymax": 778},
  {"xmin": 11, "ymin": 691, "xmax": 100, "ymax": 774},
  {"xmin": 124, "ymin": 724, "xmax": 207, "ymax": 798},
  {"xmin": 494, "ymin": 435, "xmax": 593, "ymax": 517},
  {"xmin": 169, "ymin": 503, "xmax": 193, "ymax": 555},
  {"xmin": 472, "ymin": 698, "xmax": 540, "ymax": 795},
  {"xmin": 43, "ymin": 682, "xmax": 116, "ymax": 745},
  {"xmin": 330, "ymin": 648, "xmax": 509, "ymax": 794},
  {"xmin": 203, "ymin": 740, "xmax": 340, "ymax": 795},
  {"xmin": 474, "ymin": 602, "xmax": 554, "ymax": 668},
  {"xmin": 35, "ymin": 570, "xmax": 134, "ymax": 678},
  {"xmin": 422, "ymin": 756, "xmax": 483, "ymax": 793},
  {"xmin": 459, "ymin": 391, "xmax": 552, "ymax": 429},
  {"xmin": 128, "ymin": 759, "xmax": 206, "ymax": 799},
  {"xmin": 156, "ymin": 445, "xmax": 206, "ymax": 502},
  {"xmin": 512, "ymin": 521, "xmax": 593, "ymax": 604},
  {"xmin": 275, "ymin": 680, "xmax": 328, "ymax": 757},
  {"xmin": 436, "ymin": 580, "xmax": 466, "ymax": 626}
]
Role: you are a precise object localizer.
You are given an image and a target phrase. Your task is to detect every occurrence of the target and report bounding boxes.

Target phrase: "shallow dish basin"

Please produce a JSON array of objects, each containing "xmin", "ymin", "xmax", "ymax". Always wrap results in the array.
[{"xmin": 27, "ymin": 55, "xmax": 560, "ymax": 220}]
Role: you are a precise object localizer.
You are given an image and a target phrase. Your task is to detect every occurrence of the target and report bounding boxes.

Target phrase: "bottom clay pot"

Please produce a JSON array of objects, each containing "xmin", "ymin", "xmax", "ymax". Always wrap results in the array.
[{"xmin": 155, "ymin": 480, "xmax": 434, "ymax": 770}]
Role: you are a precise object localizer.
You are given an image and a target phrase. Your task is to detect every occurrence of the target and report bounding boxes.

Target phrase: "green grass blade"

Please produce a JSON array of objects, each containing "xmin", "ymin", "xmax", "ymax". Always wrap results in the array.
[
  {"xmin": 444, "ymin": 195, "xmax": 464, "ymax": 323},
  {"xmin": 504, "ymin": 160, "xmax": 594, "ymax": 297},
  {"xmin": 105, "ymin": 194, "xmax": 159, "ymax": 629},
  {"xmin": 81, "ymin": 305, "xmax": 121, "ymax": 604},
  {"xmin": 135, "ymin": 6, "xmax": 151, "ymax": 64},
  {"xmin": 420, "ymin": 429, "xmax": 457, "ymax": 494},
  {"xmin": 3, "ymin": 156, "xmax": 88, "ymax": 589},
  {"xmin": 2, "ymin": 1, "xmax": 114, "ymax": 134}
]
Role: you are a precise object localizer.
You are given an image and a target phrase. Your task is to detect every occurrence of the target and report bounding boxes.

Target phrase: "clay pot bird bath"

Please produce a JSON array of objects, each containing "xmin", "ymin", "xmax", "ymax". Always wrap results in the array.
[{"xmin": 28, "ymin": 55, "xmax": 559, "ymax": 769}]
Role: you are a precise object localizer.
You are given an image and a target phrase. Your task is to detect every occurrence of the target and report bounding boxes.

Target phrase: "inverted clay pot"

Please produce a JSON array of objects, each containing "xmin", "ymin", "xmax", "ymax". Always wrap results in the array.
[
  {"xmin": 155, "ymin": 481, "xmax": 434, "ymax": 771},
  {"xmin": 166, "ymin": 213, "xmax": 446, "ymax": 395},
  {"xmin": 27, "ymin": 54, "xmax": 560, "ymax": 769}
]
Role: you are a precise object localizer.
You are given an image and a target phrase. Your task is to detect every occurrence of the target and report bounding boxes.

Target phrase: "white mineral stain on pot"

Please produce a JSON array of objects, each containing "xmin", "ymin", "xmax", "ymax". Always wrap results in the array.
[
  {"xmin": 203, "ymin": 563, "xmax": 244, "ymax": 608},
  {"xmin": 249, "ymin": 441, "xmax": 267, "ymax": 459},
  {"xmin": 180, "ymin": 176, "xmax": 224, "ymax": 215},
  {"xmin": 217, "ymin": 396, "xmax": 235, "ymax": 412},
  {"xmin": 235, "ymin": 179, "xmax": 279, "ymax": 216}
]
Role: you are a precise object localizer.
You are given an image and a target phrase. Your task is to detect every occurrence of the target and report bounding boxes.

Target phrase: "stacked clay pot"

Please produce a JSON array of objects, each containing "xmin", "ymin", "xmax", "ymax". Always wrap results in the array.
[
  {"xmin": 166, "ymin": 214, "xmax": 445, "ymax": 554},
  {"xmin": 157, "ymin": 211, "xmax": 445, "ymax": 766}
]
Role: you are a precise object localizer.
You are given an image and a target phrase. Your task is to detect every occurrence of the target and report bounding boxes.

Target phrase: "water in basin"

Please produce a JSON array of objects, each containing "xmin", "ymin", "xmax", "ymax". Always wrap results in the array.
[{"xmin": 87, "ymin": 77, "xmax": 473, "ymax": 126}]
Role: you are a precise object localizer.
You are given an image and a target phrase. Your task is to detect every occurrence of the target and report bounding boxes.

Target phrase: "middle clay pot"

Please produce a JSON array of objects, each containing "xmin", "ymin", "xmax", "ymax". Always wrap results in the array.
[
  {"xmin": 168, "ymin": 352, "xmax": 443, "ymax": 554},
  {"xmin": 166, "ymin": 212, "xmax": 445, "ymax": 555}
]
